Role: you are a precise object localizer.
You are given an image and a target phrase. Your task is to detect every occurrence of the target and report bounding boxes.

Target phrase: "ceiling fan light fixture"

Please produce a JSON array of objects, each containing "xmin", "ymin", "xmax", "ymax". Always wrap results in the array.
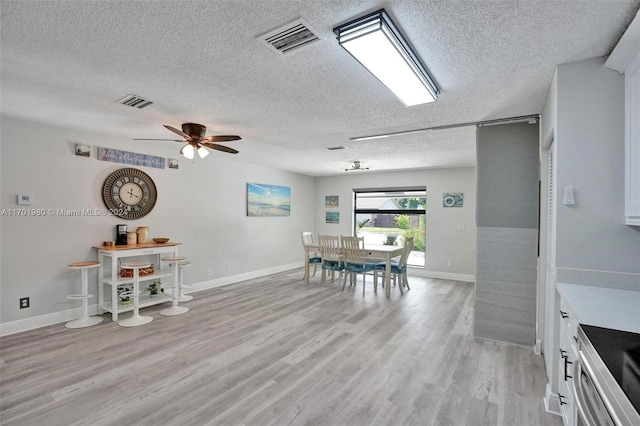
[
  {"xmin": 334, "ymin": 9, "xmax": 439, "ymax": 106},
  {"xmin": 197, "ymin": 146, "xmax": 210, "ymax": 159},
  {"xmin": 181, "ymin": 143, "xmax": 195, "ymax": 160},
  {"xmin": 345, "ymin": 160, "xmax": 370, "ymax": 172}
]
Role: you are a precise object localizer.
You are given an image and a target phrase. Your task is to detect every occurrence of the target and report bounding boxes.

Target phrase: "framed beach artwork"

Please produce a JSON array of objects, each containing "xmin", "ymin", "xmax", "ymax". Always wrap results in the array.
[
  {"xmin": 325, "ymin": 211, "xmax": 339, "ymax": 224},
  {"xmin": 443, "ymin": 193, "xmax": 463, "ymax": 207},
  {"xmin": 247, "ymin": 183, "xmax": 291, "ymax": 217},
  {"xmin": 325, "ymin": 195, "xmax": 339, "ymax": 208}
]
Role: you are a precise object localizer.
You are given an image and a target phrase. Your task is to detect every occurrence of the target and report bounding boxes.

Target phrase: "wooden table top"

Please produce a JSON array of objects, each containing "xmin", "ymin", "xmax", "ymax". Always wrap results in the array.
[{"xmin": 94, "ymin": 242, "xmax": 181, "ymax": 250}]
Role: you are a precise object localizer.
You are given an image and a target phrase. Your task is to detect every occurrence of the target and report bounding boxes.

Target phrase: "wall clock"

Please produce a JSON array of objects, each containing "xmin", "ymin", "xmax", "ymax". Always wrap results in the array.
[{"xmin": 102, "ymin": 168, "xmax": 157, "ymax": 220}]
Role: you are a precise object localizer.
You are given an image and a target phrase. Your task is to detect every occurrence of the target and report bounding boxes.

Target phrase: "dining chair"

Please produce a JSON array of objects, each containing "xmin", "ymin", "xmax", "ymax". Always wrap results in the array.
[
  {"xmin": 318, "ymin": 235, "xmax": 344, "ymax": 284},
  {"xmin": 341, "ymin": 235, "xmax": 376, "ymax": 296},
  {"xmin": 374, "ymin": 236, "xmax": 414, "ymax": 294},
  {"xmin": 301, "ymin": 231, "xmax": 321, "ymax": 282}
]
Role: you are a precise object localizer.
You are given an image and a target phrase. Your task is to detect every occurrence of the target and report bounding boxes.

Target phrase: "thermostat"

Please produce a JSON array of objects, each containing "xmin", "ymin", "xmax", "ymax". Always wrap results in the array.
[{"xmin": 17, "ymin": 194, "xmax": 32, "ymax": 205}]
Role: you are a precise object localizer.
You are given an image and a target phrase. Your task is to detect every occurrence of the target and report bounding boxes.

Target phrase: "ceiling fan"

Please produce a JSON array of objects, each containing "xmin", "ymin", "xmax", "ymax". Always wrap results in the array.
[
  {"xmin": 134, "ymin": 123, "xmax": 241, "ymax": 159},
  {"xmin": 344, "ymin": 160, "xmax": 370, "ymax": 171}
]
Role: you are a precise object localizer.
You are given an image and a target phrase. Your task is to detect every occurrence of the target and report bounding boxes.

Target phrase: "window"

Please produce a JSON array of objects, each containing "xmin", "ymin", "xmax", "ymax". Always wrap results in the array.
[{"xmin": 353, "ymin": 187, "xmax": 426, "ymax": 267}]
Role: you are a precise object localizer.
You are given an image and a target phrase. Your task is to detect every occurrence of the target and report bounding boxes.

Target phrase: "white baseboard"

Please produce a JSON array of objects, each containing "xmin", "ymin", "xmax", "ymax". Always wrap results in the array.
[
  {"xmin": 188, "ymin": 262, "xmax": 302, "ymax": 293},
  {"xmin": 0, "ymin": 305, "xmax": 100, "ymax": 337},
  {"xmin": 409, "ymin": 267, "xmax": 475, "ymax": 283},
  {"xmin": 0, "ymin": 262, "xmax": 303, "ymax": 337},
  {"xmin": 544, "ymin": 383, "xmax": 562, "ymax": 416},
  {"xmin": 534, "ymin": 338, "xmax": 543, "ymax": 355}
]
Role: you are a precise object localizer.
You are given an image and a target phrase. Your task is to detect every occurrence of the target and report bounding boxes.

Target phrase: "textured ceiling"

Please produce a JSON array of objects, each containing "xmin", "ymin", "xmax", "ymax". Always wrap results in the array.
[{"xmin": 1, "ymin": 0, "xmax": 639, "ymax": 176}]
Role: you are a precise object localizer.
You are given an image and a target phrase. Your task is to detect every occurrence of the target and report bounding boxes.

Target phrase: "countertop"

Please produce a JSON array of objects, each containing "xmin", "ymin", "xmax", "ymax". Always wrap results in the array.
[
  {"xmin": 557, "ymin": 282, "xmax": 640, "ymax": 333},
  {"xmin": 93, "ymin": 242, "xmax": 181, "ymax": 250}
]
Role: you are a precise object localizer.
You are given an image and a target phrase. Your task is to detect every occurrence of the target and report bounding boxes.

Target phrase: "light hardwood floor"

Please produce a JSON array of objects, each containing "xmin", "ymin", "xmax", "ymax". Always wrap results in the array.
[{"xmin": 0, "ymin": 270, "xmax": 562, "ymax": 426}]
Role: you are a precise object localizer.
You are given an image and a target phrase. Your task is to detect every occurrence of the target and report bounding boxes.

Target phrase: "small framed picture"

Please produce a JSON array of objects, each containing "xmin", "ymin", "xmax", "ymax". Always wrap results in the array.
[
  {"xmin": 325, "ymin": 195, "xmax": 339, "ymax": 208},
  {"xmin": 168, "ymin": 158, "xmax": 179, "ymax": 169},
  {"xmin": 75, "ymin": 143, "xmax": 90, "ymax": 157},
  {"xmin": 326, "ymin": 211, "xmax": 339, "ymax": 224},
  {"xmin": 443, "ymin": 193, "xmax": 463, "ymax": 208}
]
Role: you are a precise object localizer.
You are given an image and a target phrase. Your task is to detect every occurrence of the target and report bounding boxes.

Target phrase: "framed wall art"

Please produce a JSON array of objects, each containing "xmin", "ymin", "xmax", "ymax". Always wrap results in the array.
[
  {"xmin": 247, "ymin": 183, "xmax": 291, "ymax": 217},
  {"xmin": 325, "ymin": 195, "xmax": 339, "ymax": 208},
  {"xmin": 326, "ymin": 211, "xmax": 339, "ymax": 224},
  {"xmin": 443, "ymin": 193, "xmax": 463, "ymax": 208}
]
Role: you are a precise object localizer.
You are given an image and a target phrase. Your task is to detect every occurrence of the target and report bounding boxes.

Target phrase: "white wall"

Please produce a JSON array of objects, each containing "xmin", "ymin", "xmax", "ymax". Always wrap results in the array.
[
  {"xmin": 0, "ymin": 116, "xmax": 315, "ymax": 328},
  {"xmin": 540, "ymin": 57, "xmax": 640, "ymax": 411},
  {"xmin": 314, "ymin": 168, "xmax": 476, "ymax": 280},
  {"xmin": 555, "ymin": 57, "xmax": 640, "ymax": 273}
]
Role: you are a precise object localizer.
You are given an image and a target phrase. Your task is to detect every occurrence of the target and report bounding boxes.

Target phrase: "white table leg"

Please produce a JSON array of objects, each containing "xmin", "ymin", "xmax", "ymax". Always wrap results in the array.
[
  {"xmin": 304, "ymin": 246, "xmax": 311, "ymax": 284},
  {"xmin": 385, "ymin": 255, "xmax": 392, "ymax": 297},
  {"xmin": 97, "ymin": 252, "xmax": 104, "ymax": 315}
]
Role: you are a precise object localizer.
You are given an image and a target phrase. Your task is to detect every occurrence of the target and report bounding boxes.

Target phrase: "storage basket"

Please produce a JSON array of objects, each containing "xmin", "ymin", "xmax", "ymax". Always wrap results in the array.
[{"xmin": 120, "ymin": 263, "xmax": 154, "ymax": 278}]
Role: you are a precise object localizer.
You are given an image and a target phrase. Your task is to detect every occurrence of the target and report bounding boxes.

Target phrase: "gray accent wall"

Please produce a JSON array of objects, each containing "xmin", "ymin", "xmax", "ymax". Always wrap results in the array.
[{"xmin": 475, "ymin": 122, "xmax": 540, "ymax": 345}]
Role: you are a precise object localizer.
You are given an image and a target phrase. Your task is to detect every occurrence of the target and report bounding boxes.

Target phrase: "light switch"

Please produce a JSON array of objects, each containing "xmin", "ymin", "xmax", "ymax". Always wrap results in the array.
[{"xmin": 457, "ymin": 224, "xmax": 465, "ymax": 231}]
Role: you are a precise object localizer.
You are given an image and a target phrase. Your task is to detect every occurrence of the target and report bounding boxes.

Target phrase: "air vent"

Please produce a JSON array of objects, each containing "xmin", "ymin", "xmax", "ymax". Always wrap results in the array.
[
  {"xmin": 258, "ymin": 18, "xmax": 322, "ymax": 55},
  {"xmin": 326, "ymin": 146, "xmax": 347, "ymax": 151},
  {"xmin": 116, "ymin": 94, "xmax": 155, "ymax": 109}
]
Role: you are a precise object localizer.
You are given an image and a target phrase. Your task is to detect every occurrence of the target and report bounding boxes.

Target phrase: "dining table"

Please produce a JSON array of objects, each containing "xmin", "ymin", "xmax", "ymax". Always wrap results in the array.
[{"xmin": 303, "ymin": 243, "xmax": 404, "ymax": 297}]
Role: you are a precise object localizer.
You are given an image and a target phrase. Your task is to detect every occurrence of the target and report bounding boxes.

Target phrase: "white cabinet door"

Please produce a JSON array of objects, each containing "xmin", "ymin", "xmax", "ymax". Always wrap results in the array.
[{"xmin": 626, "ymin": 50, "xmax": 640, "ymax": 225}]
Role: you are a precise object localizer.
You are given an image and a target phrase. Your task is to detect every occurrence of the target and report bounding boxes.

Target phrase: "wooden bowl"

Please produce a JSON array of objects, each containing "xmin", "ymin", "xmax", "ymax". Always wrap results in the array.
[{"xmin": 153, "ymin": 238, "xmax": 170, "ymax": 244}]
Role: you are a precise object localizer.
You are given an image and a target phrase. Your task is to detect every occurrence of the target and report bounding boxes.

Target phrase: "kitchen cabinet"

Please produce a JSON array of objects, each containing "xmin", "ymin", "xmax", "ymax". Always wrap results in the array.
[
  {"xmin": 625, "ymin": 50, "xmax": 640, "ymax": 225},
  {"xmin": 94, "ymin": 242, "xmax": 181, "ymax": 321},
  {"xmin": 557, "ymin": 296, "xmax": 579, "ymax": 426},
  {"xmin": 555, "ymin": 283, "xmax": 640, "ymax": 426}
]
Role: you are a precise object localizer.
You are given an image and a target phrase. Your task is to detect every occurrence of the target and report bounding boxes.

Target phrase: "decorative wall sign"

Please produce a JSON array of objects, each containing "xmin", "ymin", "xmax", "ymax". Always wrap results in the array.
[
  {"xmin": 443, "ymin": 193, "xmax": 463, "ymax": 208},
  {"xmin": 247, "ymin": 183, "xmax": 291, "ymax": 217},
  {"xmin": 326, "ymin": 211, "xmax": 339, "ymax": 224},
  {"xmin": 325, "ymin": 195, "xmax": 339, "ymax": 208},
  {"xmin": 97, "ymin": 147, "xmax": 165, "ymax": 169},
  {"xmin": 75, "ymin": 143, "xmax": 90, "ymax": 157}
]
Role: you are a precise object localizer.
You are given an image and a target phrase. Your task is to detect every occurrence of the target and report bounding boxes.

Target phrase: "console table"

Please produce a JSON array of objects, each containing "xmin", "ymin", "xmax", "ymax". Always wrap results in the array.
[{"xmin": 94, "ymin": 242, "xmax": 182, "ymax": 321}]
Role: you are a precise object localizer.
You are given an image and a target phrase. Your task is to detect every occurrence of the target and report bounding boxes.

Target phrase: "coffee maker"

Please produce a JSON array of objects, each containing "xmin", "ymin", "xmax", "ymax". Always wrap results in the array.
[{"xmin": 115, "ymin": 224, "xmax": 128, "ymax": 245}]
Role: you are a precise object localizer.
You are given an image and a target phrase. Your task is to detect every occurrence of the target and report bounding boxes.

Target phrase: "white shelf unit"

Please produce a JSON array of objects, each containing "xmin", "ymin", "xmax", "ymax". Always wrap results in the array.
[
  {"xmin": 96, "ymin": 244, "xmax": 181, "ymax": 321},
  {"xmin": 102, "ymin": 292, "xmax": 173, "ymax": 314}
]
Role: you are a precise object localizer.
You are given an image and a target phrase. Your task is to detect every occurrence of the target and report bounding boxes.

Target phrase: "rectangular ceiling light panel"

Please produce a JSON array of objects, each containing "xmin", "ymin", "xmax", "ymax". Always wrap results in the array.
[{"xmin": 334, "ymin": 9, "xmax": 438, "ymax": 106}]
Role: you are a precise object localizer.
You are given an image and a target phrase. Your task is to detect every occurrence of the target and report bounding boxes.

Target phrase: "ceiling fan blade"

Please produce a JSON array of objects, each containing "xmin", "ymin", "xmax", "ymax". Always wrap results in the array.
[
  {"xmin": 133, "ymin": 138, "xmax": 184, "ymax": 142},
  {"xmin": 163, "ymin": 125, "xmax": 192, "ymax": 141},
  {"xmin": 202, "ymin": 143, "xmax": 239, "ymax": 154},
  {"xmin": 203, "ymin": 135, "xmax": 241, "ymax": 142}
]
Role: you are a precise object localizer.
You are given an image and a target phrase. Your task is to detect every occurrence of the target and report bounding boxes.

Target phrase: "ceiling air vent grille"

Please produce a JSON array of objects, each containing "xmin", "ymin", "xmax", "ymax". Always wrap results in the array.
[
  {"xmin": 116, "ymin": 94, "xmax": 155, "ymax": 109},
  {"xmin": 258, "ymin": 18, "xmax": 322, "ymax": 55}
]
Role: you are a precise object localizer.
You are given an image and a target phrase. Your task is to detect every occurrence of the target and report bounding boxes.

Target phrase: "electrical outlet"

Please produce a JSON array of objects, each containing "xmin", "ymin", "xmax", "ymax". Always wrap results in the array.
[
  {"xmin": 206, "ymin": 268, "xmax": 212, "ymax": 277},
  {"xmin": 226, "ymin": 263, "xmax": 231, "ymax": 271},
  {"xmin": 447, "ymin": 260, "xmax": 453, "ymax": 267},
  {"xmin": 19, "ymin": 297, "xmax": 30, "ymax": 309}
]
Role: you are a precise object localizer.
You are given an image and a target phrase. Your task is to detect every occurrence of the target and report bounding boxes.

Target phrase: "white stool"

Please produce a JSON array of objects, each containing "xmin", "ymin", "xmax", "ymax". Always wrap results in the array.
[
  {"xmin": 66, "ymin": 261, "xmax": 104, "ymax": 329},
  {"xmin": 119, "ymin": 262, "xmax": 153, "ymax": 327},
  {"xmin": 159, "ymin": 256, "xmax": 189, "ymax": 316},
  {"xmin": 177, "ymin": 260, "xmax": 193, "ymax": 302}
]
